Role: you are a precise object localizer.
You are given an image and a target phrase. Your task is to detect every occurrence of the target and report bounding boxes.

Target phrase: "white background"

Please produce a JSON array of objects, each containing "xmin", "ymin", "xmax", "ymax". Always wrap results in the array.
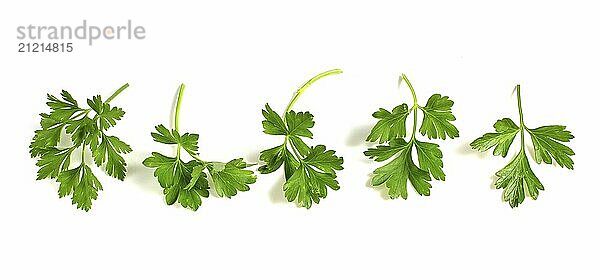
[{"xmin": 0, "ymin": 1, "xmax": 598, "ymax": 278}]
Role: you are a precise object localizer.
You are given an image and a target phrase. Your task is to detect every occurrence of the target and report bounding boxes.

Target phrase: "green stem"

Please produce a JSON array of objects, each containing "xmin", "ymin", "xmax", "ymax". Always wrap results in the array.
[
  {"xmin": 516, "ymin": 84, "xmax": 526, "ymax": 153},
  {"xmin": 190, "ymin": 153, "xmax": 206, "ymax": 166},
  {"xmin": 174, "ymin": 83, "xmax": 185, "ymax": 159},
  {"xmin": 283, "ymin": 69, "xmax": 343, "ymax": 116},
  {"xmin": 401, "ymin": 74, "xmax": 419, "ymax": 142},
  {"xmin": 80, "ymin": 144, "xmax": 85, "ymax": 163},
  {"xmin": 175, "ymin": 84, "xmax": 185, "ymax": 132},
  {"xmin": 105, "ymin": 83, "xmax": 129, "ymax": 104},
  {"xmin": 281, "ymin": 69, "xmax": 342, "ymax": 161},
  {"xmin": 81, "ymin": 83, "xmax": 130, "ymax": 117}
]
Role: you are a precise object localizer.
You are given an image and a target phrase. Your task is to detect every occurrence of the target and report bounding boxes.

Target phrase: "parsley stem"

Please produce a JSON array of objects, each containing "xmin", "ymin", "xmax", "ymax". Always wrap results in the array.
[
  {"xmin": 516, "ymin": 84, "xmax": 526, "ymax": 153},
  {"xmin": 283, "ymin": 69, "xmax": 343, "ymax": 116},
  {"xmin": 81, "ymin": 144, "xmax": 85, "ymax": 163},
  {"xmin": 174, "ymin": 83, "xmax": 186, "ymax": 159},
  {"xmin": 190, "ymin": 153, "xmax": 206, "ymax": 165},
  {"xmin": 78, "ymin": 83, "xmax": 130, "ymax": 117},
  {"xmin": 174, "ymin": 84, "xmax": 185, "ymax": 132},
  {"xmin": 105, "ymin": 83, "xmax": 129, "ymax": 104},
  {"xmin": 287, "ymin": 136, "xmax": 303, "ymax": 159},
  {"xmin": 401, "ymin": 74, "xmax": 419, "ymax": 141}
]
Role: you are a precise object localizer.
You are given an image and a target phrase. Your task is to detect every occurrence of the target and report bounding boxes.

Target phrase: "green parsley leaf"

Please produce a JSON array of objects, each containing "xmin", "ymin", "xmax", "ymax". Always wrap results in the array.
[
  {"xmin": 495, "ymin": 151, "xmax": 543, "ymax": 208},
  {"xmin": 92, "ymin": 134, "xmax": 132, "ymax": 180},
  {"xmin": 150, "ymin": 124, "xmax": 199, "ymax": 155},
  {"xmin": 30, "ymin": 113, "xmax": 67, "ymax": 157},
  {"xmin": 258, "ymin": 69, "xmax": 344, "ymax": 209},
  {"xmin": 261, "ymin": 104, "xmax": 287, "ymax": 136},
  {"xmin": 57, "ymin": 164, "xmax": 103, "ymax": 212},
  {"xmin": 35, "ymin": 147, "xmax": 74, "ymax": 180},
  {"xmin": 471, "ymin": 85, "xmax": 575, "ymax": 208},
  {"xmin": 285, "ymin": 110, "xmax": 314, "ymax": 138},
  {"xmin": 528, "ymin": 125, "xmax": 575, "ymax": 169},
  {"xmin": 143, "ymin": 152, "xmax": 209, "ymax": 210},
  {"xmin": 257, "ymin": 144, "xmax": 287, "ymax": 174},
  {"xmin": 364, "ymin": 74, "xmax": 458, "ymax": 199},
  {"xmin": 207, "ymin": 159, "xmax": 257, "ymax": 198},
  {"xmin": 30, "ymin": 83, "xmax": 132, "ymax": 211},
  {"xmin": 46, "ymin": 90, "xmax": 81, "ymax": 121},
  {"xmin": 366, "ymin": 139, "xmax": 432, "ymax": 199},
  {"xmin": 366, "ymin": 104, "xmax": 410, "ymax": 143},
  {"xmin": 470, "ymin": 118, "xmax": 519, "ymax": 157},
  {"xmin": 143, "ymin": 84, "xmax": 255, "ymax": 211},
  {"xmin": 419, "ymin": 94, "xmax": 459, "ymax": 140},
  {"xmin": 87, "ymin": 95, "xmax": 126, "ymax": 131},
  {"xmin": 414, "ymin": 140, "xmax": 445, "ymax": 181},
  {"xmin": 283, "ymin": 162, "xmax": 340, "ymax": 209}
]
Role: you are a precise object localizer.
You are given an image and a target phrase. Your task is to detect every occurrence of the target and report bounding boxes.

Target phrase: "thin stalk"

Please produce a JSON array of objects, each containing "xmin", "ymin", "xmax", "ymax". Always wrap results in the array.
[
  {"xmin": 105, "ymin": 83, "xmax": 129, "ymax": 104},
  {"xmin": 288, "ymin": 138, "xmax": 303, "ymax": 159},
  {"xmin": 283, "ymin": 69, "xmax": 343, "ymax": 116},
  {"xmin": 190, "ymin": 153, "xmax": 206, "ymax": 166},
  {"xmin": 81, "ymin": 83, "xmax": 130, "ymax": 117},
  {"xmin": 516, "ymin": 84, "xmax": 526, "ymax": 153},
  {"xmin": 281, "ymin": 69, "xmax": 343, "ymax": 160},
  {"xmin": 80, "ymin": 144, "xmax": 85, "ymax": 164},
  {"xmin": 401, "ymin": 74, "xmax": 419, "ymax": 142},
  {"xmin": 174, "ymin": 84, "xmax": 185, "ymax": 159}
]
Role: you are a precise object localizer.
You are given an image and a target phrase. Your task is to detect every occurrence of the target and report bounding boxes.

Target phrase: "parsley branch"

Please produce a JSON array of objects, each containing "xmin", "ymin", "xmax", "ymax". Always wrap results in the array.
[
  {"xmin": 365, "ymin": 74, "xmax": 458, "ymax": 199},
  {"xmin": 105, "ymin": 83, "xmax": 129, "ymax": 103},
  {"xmin": 516, "ymin": 85, "xmax": 526, "ymax": 153},
  {"xmin": 174, "ymin": 83, "xmax": 185, "ymax": 160},
  {"xmin": 30, "ymin": 83, "xmax": 132, "ymax": 211},
  {"xmin": 284, "ymin": 68, "xmax": 343, "ymax": 114},
  {"xmin": 471, "ymin": 84, "xmax": 575, "ymax": 208},
  {"xmin": 143, "ymin": 83, "xmax": 256, "ymax": 211},
  {"xmin": 259, "ymin": 69, "xmax": 344, "ymax": 209},
  {"xmin": 401, "ymin": 74, "xmax": 420, "ymax": 142}
]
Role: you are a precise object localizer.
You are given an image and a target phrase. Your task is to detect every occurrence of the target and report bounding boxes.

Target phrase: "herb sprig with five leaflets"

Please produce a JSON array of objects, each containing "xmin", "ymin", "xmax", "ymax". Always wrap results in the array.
[
  {"xmin": 259, "ymin": 69, "xmax": 344, "ymax": 209},
  {"xmin": 364, "ymin": 74, "xmax": 459, "ymax": 199},
  {"xmin": 143, "ymin": 84, "xmax": 256, "ymax": 211},
  {"xmin": 470, "ymin": 85, "xmax": 575, "ymax": 208},
  {"xmin": 30, "ymin": 83, "xmax": 132, "ymax": 211}
]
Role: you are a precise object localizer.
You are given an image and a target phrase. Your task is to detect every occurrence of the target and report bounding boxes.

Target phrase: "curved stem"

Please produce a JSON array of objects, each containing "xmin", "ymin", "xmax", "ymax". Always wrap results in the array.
[
  {"xmin": 516, "ymin": 84, "xmax": 526, "ymax": 153},
  {"xmin": 281, "ymin": 69, "xmax": 342, "ymax": 161},
  {"xmin": 283, "ymin": 69, "xmax": 343, "ymax": 116},
  {"xmin": 401, "ymin": 74, "xmax": 419, "ymax": 106},
  {"xmin": 401, "ymin": 74, "xmax": 419, "ymax": 141},
  {"xmin": 174, "ymin": 83, "xmax": 186, "ymax": 159},
  {"xmin": 105, "ymin": 83, "xmax": 129, "ymax": 104}
]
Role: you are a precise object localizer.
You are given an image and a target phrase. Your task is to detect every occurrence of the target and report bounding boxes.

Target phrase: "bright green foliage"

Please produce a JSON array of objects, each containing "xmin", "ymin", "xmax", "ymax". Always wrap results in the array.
[
  {"xmin": 365, "ymin": 139, "xmax": 432, "ymax": 199},
  {"xmin": 143, "ymin": 84, "xmax": 256, "ymax": 211},
  {"xmin": 470, "ymin": 118, "xmax": 519, "ymax": 157},
  {"xmin": 30, "ymin": 84, "xmax": 132, "ymax": 211},
  {"xmin": 366, "ymin": 104, "xmax": 410, "ymax": 143},
  {"xmin": 470, "ymin": 85, "xmax": 575, "ymax": 208},
  {"xmin": 364, "ymin": 74, "xmax": 458, "ymax": 199},
  {"xmin": 419, "ymin": 94, "xmax": 459, "ymax": 140},
  {"xmin": 495, "ymin": 151, "xmax": 543, "ymax": 208},
  {"xmin": 528, "ymin": 125, "xmax": 574, "ymax": 169},
  {"xmin": 259, "ymin": 69, "xmax": 344, "ymax": 209},
  {"xmin": 143, "ymin": 152, "xmax": 208, "ymax": 211}
]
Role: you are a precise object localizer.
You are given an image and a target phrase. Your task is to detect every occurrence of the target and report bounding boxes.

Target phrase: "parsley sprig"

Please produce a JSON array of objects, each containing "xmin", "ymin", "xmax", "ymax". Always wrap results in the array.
[
  {"xmin": 143, "ymin": 84, "xmax": 256, "ymax": 211},
  {"xmin": 30, "ymin": 83, "xmax": 132, "ymax": 211},
  {"xmin": 259, "ymin": 69, "xmax": 344, "ymax": 209},
  {"xmin": 471, "ymin": 85, "xmax": 575, "ymax": 208},
  {"xmin": 364, "ymin": 74, "xmax": 459, "ymax": 199}
]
